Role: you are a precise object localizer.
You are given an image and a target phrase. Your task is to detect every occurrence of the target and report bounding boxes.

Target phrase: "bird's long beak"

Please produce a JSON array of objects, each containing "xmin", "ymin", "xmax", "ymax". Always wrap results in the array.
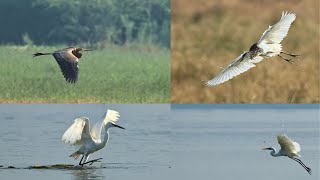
[
  {"xmin": 83, "ymin": 49, "xmax": 94, "ymax": 51},
  {"xmin": 113, "ymin": 124, "xmax": 125, "ymax": 129},
  {"xmin": 262, "ymin": 147, "xmax": 270, "ymax": 150}
]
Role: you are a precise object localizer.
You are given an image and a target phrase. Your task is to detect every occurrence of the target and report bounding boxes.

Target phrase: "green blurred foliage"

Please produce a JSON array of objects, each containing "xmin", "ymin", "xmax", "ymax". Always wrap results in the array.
[
  {"xmin": 0, "ymin": 0, "xmax": 170, "ymax": 47},
  {"xmin": 0, "ymin": 45, "xmax": 170, "ymax": 103}
]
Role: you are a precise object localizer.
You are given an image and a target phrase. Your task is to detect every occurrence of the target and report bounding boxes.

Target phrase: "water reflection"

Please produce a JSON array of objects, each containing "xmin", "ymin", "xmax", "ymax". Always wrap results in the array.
[{"xmin": 71, "ymin": 168, "xmax": 105, "ymax": 180}]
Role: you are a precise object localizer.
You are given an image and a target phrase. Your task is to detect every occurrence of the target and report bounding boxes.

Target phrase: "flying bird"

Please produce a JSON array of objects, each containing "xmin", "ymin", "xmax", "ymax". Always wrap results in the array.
[
  {"xmin": 206, "ymin": 11, "xmax": 299, "ymax": 87},
  {"xmin": 33, "ymin": 47, "xmax": 93, "ymax": 83},
  {"xmin": 62, "ymin": 109, "xmax": 125, "ymax": 166},
  {"xmin": 262, "ymin": 134, "xmax": 312, "ymax": 175}
]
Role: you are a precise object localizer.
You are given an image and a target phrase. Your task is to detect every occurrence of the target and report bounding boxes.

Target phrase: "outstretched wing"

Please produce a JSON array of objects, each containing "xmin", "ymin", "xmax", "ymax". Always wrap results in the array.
[
  {"xmin": 53, "ymin": 49, "xmax": 79, "ymax": 83},
  {"xmin": 103, "ymin": 109, "xmax": 120, "ymax": 124},
  {"xmin": 277, "ymin": 133, "xmax": 300, "ymax": 157},
  {"xmin": 91, "ymin": 121, "xmax": 103, "ymax": 143},
  {"xmin": 62, "ymin": 117, "xmax": 92, "ymax": 146},
  {"xmin": 205, "ymin": 53, "xmax": 264, "ymax": 87},
  {"xmin": 258, "ymin": 11, "xmax": 296, "ymax": 45},
  {"xmin": 91, "ymin": 109, "xmax": 120, "ymax": 142}
]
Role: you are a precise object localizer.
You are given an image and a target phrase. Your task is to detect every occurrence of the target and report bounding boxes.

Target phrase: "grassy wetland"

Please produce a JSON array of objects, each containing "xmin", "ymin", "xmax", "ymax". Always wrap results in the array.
[
  {"xmin": 0, "ymin": 45, "xmax": 170, "ymax": 103},
  {"xmin": 171, "ymin": 0, "xmax": 319, "ymax": 103},
  {"xmin": 0, "ymin": 0, "xmax": 170, "ymax": 103}
]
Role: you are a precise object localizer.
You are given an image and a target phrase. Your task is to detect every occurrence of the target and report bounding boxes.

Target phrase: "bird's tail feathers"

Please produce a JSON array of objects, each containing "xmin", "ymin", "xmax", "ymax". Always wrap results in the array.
[
  {"xmin": 33, "ymin": 52, "xmax": 52, "ymax": 57},
  {"xmin": 69, "ymin": 151, "xmax": 81, "ymax": 159}
]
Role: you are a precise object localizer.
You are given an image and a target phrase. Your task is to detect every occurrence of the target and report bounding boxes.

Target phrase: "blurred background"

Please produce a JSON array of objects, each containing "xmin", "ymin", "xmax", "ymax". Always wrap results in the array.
[
  {"xmin": 0, "ymin": 0, "xmax": 170, "ymax": 48},
  {"xmin": 0, "ymin": 0, "xmax": 170, "ymax": 103},
  {"xmin": 171, "ymin": 0, "xmax": 319, "ymax": 103}
]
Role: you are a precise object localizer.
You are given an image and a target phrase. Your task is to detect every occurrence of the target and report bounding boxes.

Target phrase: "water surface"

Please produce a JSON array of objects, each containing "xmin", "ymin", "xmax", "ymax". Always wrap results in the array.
[
  {"xmin": 0, "ymin": 104, "xmax": 171, "ymax": 180},
  {"xmin": 170, "ymin": 104, "xmax": 319, "ymax": 180},
  {"xmin": 1, "ymin": 104, "xmax": 319, "ymax": 179}
]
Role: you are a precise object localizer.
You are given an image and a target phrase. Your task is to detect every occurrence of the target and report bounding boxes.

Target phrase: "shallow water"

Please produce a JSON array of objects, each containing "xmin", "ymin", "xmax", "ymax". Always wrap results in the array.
[
  {"xmin": 0, "ymin": 104, "xmax": 319, "ymax": 179},
  {"xmin": 0, "ymin": 104, "xmax": 171, "ymax": 180},
  {"xmin": 170, "ymin": 104, "xmax": 319, "ymax": 180}
]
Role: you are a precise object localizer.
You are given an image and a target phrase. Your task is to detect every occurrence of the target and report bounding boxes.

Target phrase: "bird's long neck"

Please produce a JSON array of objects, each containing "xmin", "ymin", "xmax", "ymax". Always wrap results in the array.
[
  {"xmin": 270, "ymin": 147, "xmax": 281, "ymax": 157},
  {"xmin": 97, "ymin": 125, "xmax": 110, "ymax": 149}
]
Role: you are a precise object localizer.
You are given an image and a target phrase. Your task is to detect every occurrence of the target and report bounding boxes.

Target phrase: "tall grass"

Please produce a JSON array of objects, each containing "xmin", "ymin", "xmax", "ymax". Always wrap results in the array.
[
  {"xmin": 171, "ymin": 0, "xmax": 319, "ymax": 103},
  {"xmin": 0, "ymin": 45, "xmax": 170, "ymax": 103}
]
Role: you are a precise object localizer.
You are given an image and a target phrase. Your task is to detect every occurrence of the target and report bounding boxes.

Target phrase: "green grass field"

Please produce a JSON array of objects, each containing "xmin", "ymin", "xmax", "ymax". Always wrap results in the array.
[{"xmin": 0, "ymin": 45, "xmax": 170, "ymax": 103}]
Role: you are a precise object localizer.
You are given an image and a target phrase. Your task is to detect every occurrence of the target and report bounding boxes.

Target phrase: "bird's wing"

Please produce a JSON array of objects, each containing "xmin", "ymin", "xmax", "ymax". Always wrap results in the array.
[
  {"xmin": 277, "ymin": 133, "xmax": 300, "ymax": 156},
  {"xmin": 91, "ymin": 109, "xmax": 120, "ymax": 142},
  {"xmin": 91, "ymin": 121, "xmax": 103, "ymax": 142},
  {"xmin": 103, "ymin": 109, "xmax": 120, "ymax": 124},
  {"xmin": 257, "ymin": 11, "xmax": 296, "ymax": 45},
  {"xmin": 52, "ymin": 50, "xmax": 79, "ymax": 83},
  {"xmin": 62, "ymin": 117, "xmax": 92, "ymax": 146},
  {"xmin": 293, "ymin": 142, "xmax": 301, "ymax": 152},
  {"xmin": 205, "ymin": 53, "xmax": 264, "ymax": 86}
]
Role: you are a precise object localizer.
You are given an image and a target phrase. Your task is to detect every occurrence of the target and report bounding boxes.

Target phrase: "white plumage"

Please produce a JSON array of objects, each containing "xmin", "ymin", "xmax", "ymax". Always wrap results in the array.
[
  {"xmin": 206, "ymin": 54, "xmax": 263, "ymax": 86},
  {"xmin": 206, "ymin": 11, "xmax": 297, "ymax": 87},
  {"xmin": 277, "ymin": 133, "xmax": 301, "ymax": 157},
  {"xmin": 62, "ymin": 117, "xmax": 90, "ymax": 146},
  {"xmin": 91, "ymin": 109, "xmax": 120, "ymax": 143},
  {"xmin": 258, "ymin": 12, "xmax": 296, "ymax": 45},
  {"xmin": 62, "ymin": 109, "xmax": 124, "ymax": 166},
  {"xmin": 262, "ymin": 133, "xmax": 311, "ymax": 175}
]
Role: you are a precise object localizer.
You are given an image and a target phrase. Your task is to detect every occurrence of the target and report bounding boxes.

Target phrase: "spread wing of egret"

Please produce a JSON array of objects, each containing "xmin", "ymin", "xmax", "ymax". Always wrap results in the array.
[
  {"xmin": 62, "ymin": 109, "xmax": 125, "ymax": 166},
  {"xmin": 206, "ymin": 11, "xmax": 298, "ymax": 87},
  {"xmin": 262, "ymin": 134, "xmax": 312, "ymax": 175},
  {"xmin": 205, "ymin": 53, "xmax": 263, "ymax": 86}
]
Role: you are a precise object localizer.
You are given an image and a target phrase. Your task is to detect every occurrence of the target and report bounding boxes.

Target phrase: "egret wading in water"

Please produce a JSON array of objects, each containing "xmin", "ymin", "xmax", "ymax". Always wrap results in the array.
[
  {"xmin": 33, "ymin": 47, "xmax": 93, "ymax": 83},
  {"xmin": 62, "ymin": 109, "xmax": 125, "ymax": 166},
  {"xmin": 262, "ymin": 134, "xmax": 312, "ymax": 175},
  {"xmin": 206, "ymin": 11, "xmax": 299, "ymax": 87}
]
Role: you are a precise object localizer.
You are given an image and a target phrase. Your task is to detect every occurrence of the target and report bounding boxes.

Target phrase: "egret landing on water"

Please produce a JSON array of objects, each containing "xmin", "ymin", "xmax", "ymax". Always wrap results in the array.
[
  {"xmin": 33, "ymin": 47, "xmax": 93, "ymax": 83},
  {"xmin": 262, "ymin": 134, "xmax": 312, "ymax": 175},
  {"xmin": 62, "ymin": 109, "xmax": 125, "ymax": 166},
  {"xmin": 206, "ymin": 11, "xmax": 300, "ymax": 87}
]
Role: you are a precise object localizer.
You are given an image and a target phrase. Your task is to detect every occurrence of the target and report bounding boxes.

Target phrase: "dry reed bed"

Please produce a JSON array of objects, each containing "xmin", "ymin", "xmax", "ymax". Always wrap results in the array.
[{"xmin": 171, "ymin": 0, "xmax": 319, "ymax": 103}]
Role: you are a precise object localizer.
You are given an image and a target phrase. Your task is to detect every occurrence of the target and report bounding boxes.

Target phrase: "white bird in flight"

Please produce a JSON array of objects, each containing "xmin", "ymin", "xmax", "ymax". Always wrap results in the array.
[
  {"xmin": 206, "ymin": 11, "xmax": 299, "ymax": 87},
  {"xmin": 62, "ymin": 109, "xmax": 125, "ymax": 166},
  {"xmin": 262, "ymin": 134, "xmax": 312, "ymax": 175}
]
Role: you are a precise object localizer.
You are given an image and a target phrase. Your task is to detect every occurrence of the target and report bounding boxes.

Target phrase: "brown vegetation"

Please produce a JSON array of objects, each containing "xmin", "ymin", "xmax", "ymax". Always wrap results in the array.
[{"xmin": 171, "ymin": 0, "xmax": 319, "ymax": 103}]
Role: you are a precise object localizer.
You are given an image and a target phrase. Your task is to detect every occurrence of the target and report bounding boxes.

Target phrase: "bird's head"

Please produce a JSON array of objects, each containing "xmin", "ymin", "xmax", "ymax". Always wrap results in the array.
[{"xmin": 72, "ymin": 48, "xmax": 93, "ymax": 59}]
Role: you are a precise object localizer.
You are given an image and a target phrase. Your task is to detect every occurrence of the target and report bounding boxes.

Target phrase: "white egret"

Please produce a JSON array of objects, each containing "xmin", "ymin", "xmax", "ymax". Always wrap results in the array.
[
  {"xmin": 62, "ymin": 109, "xmax": 125, "ymax": 166},
  {"xmin": 206, "ymin": 11, "xmax": 299, "ymax": 87},
  {"xmin": 262, "ymin": 134, "xmax": 312, "ymax": 175}
]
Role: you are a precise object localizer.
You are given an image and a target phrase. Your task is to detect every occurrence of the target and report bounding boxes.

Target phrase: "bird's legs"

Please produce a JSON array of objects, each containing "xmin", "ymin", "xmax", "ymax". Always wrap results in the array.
[
  {"xmin": 291, "ymin": 157, "xmax": 312, "ymax": 175},
  {"xmin": 278, "ymin": 54, "xmax": 295, "ymax": 64},
  {"xmin": 79, "ymin": 155, "xmax": 84, "ymax": 166},
  {"xmin": 78, "ymin": 154, "xmax": 102, "ymax": 166},
  {"xmin": 81, "ymin": 158, "xmax": 103, "ymax": 166},
  {"xmin": 278, "ymin": 51, "xmax": 301, "ymax": 64},
  {"xmin": 79, "ymin": 154, "xmax": 89, "ymax": 167},
  {"xmin": 32, "ymin": 52, "xmax": 52, "ymax": 57},
  {"xmin": 280, "ymin": 51, "xmax": 301, "ymax": 59}
]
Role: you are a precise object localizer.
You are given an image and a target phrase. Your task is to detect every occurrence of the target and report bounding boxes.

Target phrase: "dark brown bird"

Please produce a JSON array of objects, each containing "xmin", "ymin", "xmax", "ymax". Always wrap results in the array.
[{"xmin": 33, "ymin": 47, "xmax": 93, "ymax": 83}]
